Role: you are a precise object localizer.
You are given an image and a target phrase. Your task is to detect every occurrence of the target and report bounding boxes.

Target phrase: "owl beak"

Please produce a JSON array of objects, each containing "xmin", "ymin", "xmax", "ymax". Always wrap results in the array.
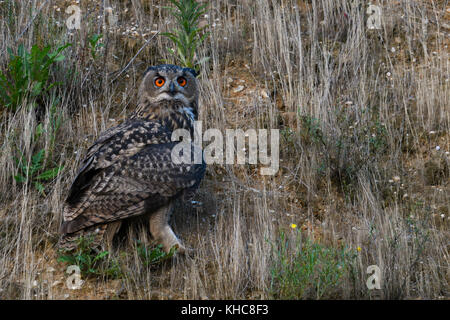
[{"xmin": 169, "ymin": 82, "xmax": 176, "ymax": 96}]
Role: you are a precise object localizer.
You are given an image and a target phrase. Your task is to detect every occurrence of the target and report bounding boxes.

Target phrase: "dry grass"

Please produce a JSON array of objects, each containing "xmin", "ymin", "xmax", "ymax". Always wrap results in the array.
[{"xmin": 0, "ymin": 0, "xmax": 448, "ymax": 299}]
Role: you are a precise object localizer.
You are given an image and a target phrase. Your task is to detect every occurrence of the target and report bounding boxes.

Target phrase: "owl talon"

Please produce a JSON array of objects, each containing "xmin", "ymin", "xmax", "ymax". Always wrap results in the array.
[
  {"xmin": 173, "ymin": 243, "xmax": 185, "ymax": 255},
  {"xmin": 167, "ymin": 244, "xmax": 194, "ymax": 257},
  {"xmin": 163, "ymin": 241, "xmax": 185, "ymax": 254}
]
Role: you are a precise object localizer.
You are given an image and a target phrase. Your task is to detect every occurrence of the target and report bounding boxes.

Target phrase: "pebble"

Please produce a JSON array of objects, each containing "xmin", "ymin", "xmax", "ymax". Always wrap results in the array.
[
  {"xmin": 260, "ymin": 90, "xmax": 269, "ymax": 99},
  {"xmin": 233, "ymin": 85, "xmax": 245, "ymax": 93}
]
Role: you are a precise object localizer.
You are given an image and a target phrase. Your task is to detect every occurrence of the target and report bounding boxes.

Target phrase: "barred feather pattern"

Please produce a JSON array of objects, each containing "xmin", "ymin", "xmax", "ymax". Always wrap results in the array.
[
  {"xmin": 59, "ymin": 117, "xmax": 205, "ymax": 249},
  {"xmin": 59, "ymin": 64, "xmax": 205, "ymax": 251},
  {"xmin": 59, "ymin": 74, "xmax": 205, "ymax": 250}
]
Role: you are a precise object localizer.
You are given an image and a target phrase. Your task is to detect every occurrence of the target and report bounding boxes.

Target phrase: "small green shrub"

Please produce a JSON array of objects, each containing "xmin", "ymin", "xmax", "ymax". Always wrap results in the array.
[
  {"xmin": 0, "ymin": 43, "xmax": 71, "ymax": 111},
  {"xmin": 88, "ymin": 34, "xmax": 104, "ymax": 60},
  {"xmin": 13, "ymin": 105, "xmax": 64, "ymax": 195},
  {"xmin": 58, "ymin": 236, "xmax": 122, "ymax": 279},
  {"xmin": 299, "ymin": 114, "xmax": 325, "ymax": 146},
  {"xmin": 269, "ymin": 229, "xmax": 356, "ymax": 299},
  {"xmin": 136, "ymin": 241, "xmax": 176, "ymax": 267},
  {"xmin": 162, "ymin": 0, "xmax": 209, "ymax": 71},
  {"xmin": 14, "ymin": 146, "xmax": 63, "ymax": 195}
]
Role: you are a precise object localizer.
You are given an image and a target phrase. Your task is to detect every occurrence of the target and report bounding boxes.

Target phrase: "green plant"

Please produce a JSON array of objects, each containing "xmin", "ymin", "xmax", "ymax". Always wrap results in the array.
[
  {"xmin": 88, "ymin": 33, "xmax": 104, "ymax": 60},
  {"xmin": 281, "ymin": 127, "xmax": 296, "ymax": 144},
  {"xmin": 299, "ymin": 114, "xmax": 325, "ymax": 146},
  {"xmin": 368, "ymin": 120, "xmax": 387, "ymax": 154},
  {"xmin": 58, "ymin": 236, "xmax": 122, "ymax": 279},
  {"xmin": 1, "ymin": 0, "xmax": 17, "ymax": 33},
  {"xmin": 162, "ymin": 0, "xmax": 209, "ymax": 71},
  {"xmin": 269, "ymin": 230, "xmax": 356, "ymax": 299},
  {"xmin": 136, "ymin": 241, "xmax": 176, "ymax": 267},
  {"xmin": 0, "ymin": 43, "xmax": 70, "ymax": 111},
  {"xmin": 13, "ymin": 104, "xmax": 64, "ymax": 195},
  {"xmin": 14, "ymin": 146, "xmax": 63, "ymax": 195}
]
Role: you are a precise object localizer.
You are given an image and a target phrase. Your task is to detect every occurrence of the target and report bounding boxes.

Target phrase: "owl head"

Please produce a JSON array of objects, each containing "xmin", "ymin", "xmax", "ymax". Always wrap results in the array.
[{"xmin": 138, "ymin": 64, "xmax": 199, "ymax": 108}]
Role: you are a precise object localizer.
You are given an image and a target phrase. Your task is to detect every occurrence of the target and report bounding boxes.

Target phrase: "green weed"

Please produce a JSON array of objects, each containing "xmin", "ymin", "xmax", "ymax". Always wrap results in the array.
[
  {"xmin": 0, "ymin": 43, "xmax": 70, "ymax": 111},
  {"xmin": 88, "ymin": 34, "xmax": 104, "ymax": 60},
  {"xmin": 269, "ymin": 230, "xmax": 356, "ymax": 299},
  {"xmin": 162, "ymin": 0, "xmax": 209, "ymax": 72},
  {"xmin": 14, "ymin": 146, "xmax": 63, "ymax": 195},
  {"xmin": 58, "ymin": 236, "xmax": 122, "ymax": 279},
  {"xmin": 13, "ymin": 104, "xmax": 64, "ymax": 195},
  {"xmin": 299, "ymin": 115, "xmax": 325, "ymax": 146},
  {"xmin": 136, "ymin": 241, "xmax": 176, "ymax": 267}
]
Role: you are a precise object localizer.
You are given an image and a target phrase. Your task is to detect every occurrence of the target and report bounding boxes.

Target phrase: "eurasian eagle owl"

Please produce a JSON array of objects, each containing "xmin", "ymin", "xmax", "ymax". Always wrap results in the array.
[{"xmin": 59, "ymin": 64, "xmax": 206, "ymax": 254}]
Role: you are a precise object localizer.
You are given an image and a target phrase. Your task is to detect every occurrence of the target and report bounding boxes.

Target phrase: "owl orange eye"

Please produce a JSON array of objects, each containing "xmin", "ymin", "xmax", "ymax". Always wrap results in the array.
[
  {"xmin": 177, "ymin": 77, "xmax": 187, "ymax": 87},
  {"xmin": 154, "ymin": 77, "xmax": 165, "ymax": 87}
]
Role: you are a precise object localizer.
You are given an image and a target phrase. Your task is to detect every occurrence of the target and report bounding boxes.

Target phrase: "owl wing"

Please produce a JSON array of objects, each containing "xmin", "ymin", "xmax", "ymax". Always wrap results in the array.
[{"xmin": 60, "ymin": 119, "xmax": 205, "ymax": 234}]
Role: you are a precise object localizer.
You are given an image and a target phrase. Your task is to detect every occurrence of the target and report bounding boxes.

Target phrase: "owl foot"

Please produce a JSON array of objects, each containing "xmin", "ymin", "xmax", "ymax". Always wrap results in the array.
[{"xmin": 160, "ymin": 228, "xmax": 185, "ymax": 255}]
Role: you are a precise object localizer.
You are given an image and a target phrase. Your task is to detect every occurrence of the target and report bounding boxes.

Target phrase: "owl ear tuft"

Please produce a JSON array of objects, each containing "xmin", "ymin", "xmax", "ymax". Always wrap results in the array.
[
  {"xmin": 184, "ymin": 67, "xmax": 198, "ymax": 78},
  {"xmin": 143, "ymin": 67, "xmax": 154, "ymax": 76}
]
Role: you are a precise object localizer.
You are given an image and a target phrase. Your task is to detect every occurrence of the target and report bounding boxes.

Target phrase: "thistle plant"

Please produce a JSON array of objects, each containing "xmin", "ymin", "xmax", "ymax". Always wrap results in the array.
[{"xmin": 162, "ymin": 0, "xmax": 209, "ymax": 72}]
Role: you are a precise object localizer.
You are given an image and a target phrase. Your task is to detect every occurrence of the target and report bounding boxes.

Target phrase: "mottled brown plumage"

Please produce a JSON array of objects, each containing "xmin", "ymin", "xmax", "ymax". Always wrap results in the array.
[{"xmin": 59, "ymin": 64, "xmax": 205, "ymax": 253}]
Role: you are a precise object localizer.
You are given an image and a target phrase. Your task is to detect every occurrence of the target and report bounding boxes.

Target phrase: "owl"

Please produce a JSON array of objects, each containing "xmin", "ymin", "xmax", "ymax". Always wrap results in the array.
[{"xmin": 58, "ymin": 64, "xmax": 206, "ymax": 254}]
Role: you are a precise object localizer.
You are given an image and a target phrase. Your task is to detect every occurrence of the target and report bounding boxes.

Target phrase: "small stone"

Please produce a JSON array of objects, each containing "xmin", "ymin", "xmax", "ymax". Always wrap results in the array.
[{"xmin": 233, "ymin": 85, "xmax": 245, "ymax": 93}]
